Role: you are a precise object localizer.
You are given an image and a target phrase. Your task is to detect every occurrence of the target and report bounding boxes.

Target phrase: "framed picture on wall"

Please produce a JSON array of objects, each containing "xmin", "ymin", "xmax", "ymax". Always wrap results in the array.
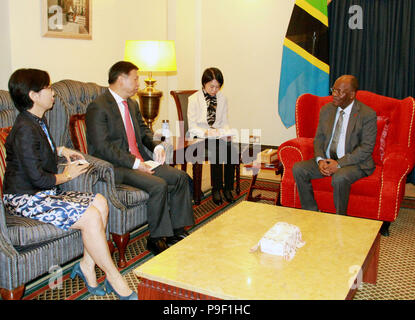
[{"xmin": 42, "ymin": 0, "xmax": 92, "ymax": 40}]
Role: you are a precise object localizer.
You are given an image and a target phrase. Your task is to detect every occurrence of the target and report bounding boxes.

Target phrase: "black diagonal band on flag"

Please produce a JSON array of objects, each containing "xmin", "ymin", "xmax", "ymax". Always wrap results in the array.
[{"xmin": 286, "ymin": 4, "xmax": 329, "ymax": 65}]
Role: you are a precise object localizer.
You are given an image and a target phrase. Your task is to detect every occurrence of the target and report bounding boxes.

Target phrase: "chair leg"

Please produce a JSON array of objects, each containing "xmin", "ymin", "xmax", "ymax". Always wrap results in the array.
[
  {"xmin": 245, "ymin": 173, "xmax": 258, "ymax": 202},
  {"xmin": 0, "ymin": 285, "xmax": 25, "ymax": 300},
  {"xmin": 236, "ymin": 164, "xmax": 240, "ymax": 195},
  {"xmin": 111, "ymin": 232, "xmax": 130, "ymax": 268},
  {"xmin": 380, "ymin": 221, "xmax": 391, "ymax": 237},
  {"xmin": 181, "ymin": 161, "xmax": 187, "ymax": 172},
  {"xmin": 192, "ymin": 163, "xmax": 203, "ymax": 205},
  {"xmin": 107, "ymin": 239, "xmax": 116, "ymax": 255}
]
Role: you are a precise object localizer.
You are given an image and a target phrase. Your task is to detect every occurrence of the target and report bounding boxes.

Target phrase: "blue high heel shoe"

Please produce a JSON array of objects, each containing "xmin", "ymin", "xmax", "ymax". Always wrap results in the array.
[
  {"xmin": 70, "ymin": 262, "xmax": 106, "ymax": 296},
  {"xmin": 104, "ymin": 279, "xmax": 138, "ymax": 300}
]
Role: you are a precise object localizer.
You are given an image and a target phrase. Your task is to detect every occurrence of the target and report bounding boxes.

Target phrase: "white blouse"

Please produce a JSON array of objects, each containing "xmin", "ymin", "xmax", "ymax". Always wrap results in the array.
[{"xmin": 187, "ymin": 90, "xmax": 230, "ymax": 138}]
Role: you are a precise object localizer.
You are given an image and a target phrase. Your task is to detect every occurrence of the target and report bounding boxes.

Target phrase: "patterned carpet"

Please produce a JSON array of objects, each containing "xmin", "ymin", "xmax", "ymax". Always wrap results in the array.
[{"xmin": 20, "ymin": 179, "xmax": 415, "ymax": 300}]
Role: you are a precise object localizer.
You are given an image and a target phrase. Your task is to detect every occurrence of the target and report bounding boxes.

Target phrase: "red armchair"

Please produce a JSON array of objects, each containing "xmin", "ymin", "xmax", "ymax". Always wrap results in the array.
[{"xmin": 278, "ymin": 91, "xmax": 415, "ymax": 233}]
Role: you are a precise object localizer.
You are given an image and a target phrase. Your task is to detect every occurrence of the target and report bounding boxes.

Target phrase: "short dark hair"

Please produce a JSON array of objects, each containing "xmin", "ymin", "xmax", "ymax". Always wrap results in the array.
[
  {"xmin": 8, "ymin": 68, "xmax": 50, "ymax": 112},
  {"xmin": 201, "ymin": 67, "xmax": 224, "ymax": 88},
  {"xmin": 108, "ymin": 61, "xmax": 139, "ymax": 84}
]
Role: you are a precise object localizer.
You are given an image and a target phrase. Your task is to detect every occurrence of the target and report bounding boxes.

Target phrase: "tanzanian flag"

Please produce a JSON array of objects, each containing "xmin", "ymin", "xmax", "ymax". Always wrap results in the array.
[{"xmin": 278, "ymin": 0, "xmax": 330, "ymax": 128}]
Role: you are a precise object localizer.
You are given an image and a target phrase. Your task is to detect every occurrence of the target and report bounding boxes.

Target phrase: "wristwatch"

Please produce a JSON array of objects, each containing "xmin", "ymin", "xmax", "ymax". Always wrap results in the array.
[{"xmin": 64, "ymin": 171, "xmax": 72, "ymax": 181}]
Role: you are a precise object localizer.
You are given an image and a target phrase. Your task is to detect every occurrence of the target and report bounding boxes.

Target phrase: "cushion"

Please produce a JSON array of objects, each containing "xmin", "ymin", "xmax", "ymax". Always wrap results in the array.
[
  {"xmin": 373, "ymin": 116, "xmax": 389, "ymax": 165},
  {"xmin": 0, "ymin": 126, "xmax": 11, "ymax": 144},
  {"xmin": 69, "ymin": 114, "xmax": 88, "ymax": 153},
  {"xmin": 115, "ymin": 184, "xmax": 149, "ymax": 208},
  {"xmin": 0, "ymin": 126, "xmax": 12, "ymax": 196},
  {"xmin": 5, "ymin": 213, "xmax": 77, "ymax": 247}
]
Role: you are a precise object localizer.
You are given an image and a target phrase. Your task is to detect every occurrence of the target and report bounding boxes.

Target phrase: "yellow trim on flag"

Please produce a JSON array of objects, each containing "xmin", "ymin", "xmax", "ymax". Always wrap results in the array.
[
  {"xmin": 284, "ymin": 38, "xmax": 330, "ymax": 74},
  {"xmin": 296, "ymin": 0, "xmax": 328, "ymax": 26}
]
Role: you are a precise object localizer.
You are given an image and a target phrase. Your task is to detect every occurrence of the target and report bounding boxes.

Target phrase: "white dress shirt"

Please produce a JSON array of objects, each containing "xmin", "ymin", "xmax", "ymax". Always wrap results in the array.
[
  {"xmin": 109, "ymin": 88, "xmax": 163, "ymax": 169},
  {"xmin": 316, "ymin": 101, "xmax": 354, "ymax": 166}
]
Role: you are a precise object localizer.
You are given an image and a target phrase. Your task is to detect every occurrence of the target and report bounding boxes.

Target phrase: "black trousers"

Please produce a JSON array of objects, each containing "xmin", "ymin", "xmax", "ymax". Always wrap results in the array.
[{"xmin": 205, "ymin": 139, "xmax": 238, "ymax": 191}]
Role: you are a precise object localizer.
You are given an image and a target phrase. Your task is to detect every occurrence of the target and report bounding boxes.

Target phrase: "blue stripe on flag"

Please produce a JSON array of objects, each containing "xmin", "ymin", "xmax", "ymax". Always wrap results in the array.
[{"xmin": 278, "ymin": 45, "xmax": 329, "ymax": 128}]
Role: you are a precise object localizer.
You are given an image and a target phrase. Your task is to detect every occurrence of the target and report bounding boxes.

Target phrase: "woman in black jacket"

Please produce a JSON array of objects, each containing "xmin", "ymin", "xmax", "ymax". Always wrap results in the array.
[{"xmin": 2, "ymin": 68, "xmax": 137, "ymax": 300}]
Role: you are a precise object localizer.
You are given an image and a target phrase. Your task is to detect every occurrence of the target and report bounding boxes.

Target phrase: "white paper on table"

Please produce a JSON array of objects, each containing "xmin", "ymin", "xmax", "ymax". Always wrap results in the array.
[{"xmin": 205, "ymin": 129, "xmax": 237, "ymax": 139}]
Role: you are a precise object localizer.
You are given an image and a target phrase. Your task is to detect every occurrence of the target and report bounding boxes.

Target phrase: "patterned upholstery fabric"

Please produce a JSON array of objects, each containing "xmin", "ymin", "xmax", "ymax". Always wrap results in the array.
[
  {"xmin": 115, "ymin": 184, "xmax": 149, "ymax": 208},
  {"xmin": 6, "ymin": 214, "xmax": 79, "ymax": 247}
]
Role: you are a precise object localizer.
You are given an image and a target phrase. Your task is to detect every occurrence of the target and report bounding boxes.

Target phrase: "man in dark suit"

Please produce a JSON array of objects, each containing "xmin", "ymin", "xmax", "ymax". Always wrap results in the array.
[
  {"xmin": 86, "ymin": 61, "xmax": 194, "ymax": 255},
  {"xmin": 292, "ymin": 75, "xmax": 377, "ymax": 215}
]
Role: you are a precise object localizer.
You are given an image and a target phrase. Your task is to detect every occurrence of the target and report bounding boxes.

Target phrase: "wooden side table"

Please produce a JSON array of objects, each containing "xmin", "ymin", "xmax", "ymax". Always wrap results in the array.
[{"xmin": 244, "ymin": 159, "xmax": 283, "ymax": 205}]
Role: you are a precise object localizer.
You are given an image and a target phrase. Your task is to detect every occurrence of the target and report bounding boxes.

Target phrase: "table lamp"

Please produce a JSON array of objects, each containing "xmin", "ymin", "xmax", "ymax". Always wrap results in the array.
[{"xmin": 124, "ymin": 40, "xmax": 177, "ymax": 131}]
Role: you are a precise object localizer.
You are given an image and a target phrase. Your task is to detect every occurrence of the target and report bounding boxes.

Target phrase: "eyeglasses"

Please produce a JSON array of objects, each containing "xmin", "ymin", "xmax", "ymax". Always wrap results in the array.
[{"xmin": 330, "ymin": 87, "xmax": 346, "ymax": 96}]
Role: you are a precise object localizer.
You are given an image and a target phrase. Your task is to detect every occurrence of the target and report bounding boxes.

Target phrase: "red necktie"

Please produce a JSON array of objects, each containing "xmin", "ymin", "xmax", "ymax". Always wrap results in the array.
[{"xmin": 122, "ymin": 100, "xmax": 144, "ymax": 161}]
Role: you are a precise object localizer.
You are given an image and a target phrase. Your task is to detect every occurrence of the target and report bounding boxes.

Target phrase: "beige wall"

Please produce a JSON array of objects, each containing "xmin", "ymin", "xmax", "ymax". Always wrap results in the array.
[
  {"xmin": 200, "ymin": 0, "xmax": 296, "ymax": 145},
  {"xmin": 2, "ymin": 0, "xmax": 170, "ymax": 130},
  {"xmin": 0, "ymin": 0, "xmax": 12, "ymax": 90},
  {"xmin": 1, "ymin": 0, "xmax": 297, "ymax": 143}
]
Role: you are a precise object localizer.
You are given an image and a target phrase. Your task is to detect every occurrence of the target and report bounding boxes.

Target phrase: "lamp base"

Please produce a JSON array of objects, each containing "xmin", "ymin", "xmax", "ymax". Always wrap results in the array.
[{"xmin": 137, "ymin": 77, "xmax": 163, "ymax": 131}]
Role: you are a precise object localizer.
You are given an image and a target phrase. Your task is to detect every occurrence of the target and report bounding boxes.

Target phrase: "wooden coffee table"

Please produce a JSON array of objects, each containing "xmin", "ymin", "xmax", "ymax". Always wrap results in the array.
[{"xmin": 134, "ymin": 201, "xmax": 382, "ymax": 300}]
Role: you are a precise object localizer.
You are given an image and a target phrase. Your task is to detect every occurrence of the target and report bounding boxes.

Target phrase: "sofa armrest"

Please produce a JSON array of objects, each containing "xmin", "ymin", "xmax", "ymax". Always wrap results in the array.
[
  {"xmin": 382, "ymin": 145, "xmax": 414, "ymax": 180},
  {"xmin": 58, "ymin": 154, "xmax": 97, "ymax": 193},
  {"xmin": 278, "ymin": 137, "xmax": 314, "ymax": 179},
  {"xmin": 376, "ymin": 145, "xmax": 414, "ymax": 222},
  {"xmin": 0, "ymin": 202, "xmax": 19, "ymax": 289},
  {"xmin": 81, "ymin": 153, "xmax": 128, "ymax": 210}
]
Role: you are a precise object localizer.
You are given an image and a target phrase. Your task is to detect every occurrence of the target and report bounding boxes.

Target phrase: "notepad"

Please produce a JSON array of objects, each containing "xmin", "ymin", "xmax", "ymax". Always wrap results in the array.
[{"xmin": 144, "ymin": 160, "xmax": 162, "ymax": 170}]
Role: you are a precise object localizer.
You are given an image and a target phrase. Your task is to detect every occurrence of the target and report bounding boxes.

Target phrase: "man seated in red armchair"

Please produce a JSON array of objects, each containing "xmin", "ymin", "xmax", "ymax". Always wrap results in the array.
[{"xmin": 292, "ymin": 75, "xmax": 377, "ymax": 215}]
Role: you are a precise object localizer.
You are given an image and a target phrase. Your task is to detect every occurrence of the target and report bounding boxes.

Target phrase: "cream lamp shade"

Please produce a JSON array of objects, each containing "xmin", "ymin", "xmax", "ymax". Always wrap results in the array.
[
  {"xmin": 123, "ymin": 40, "xmax": 177, "ymax": 131},
  {"xmin": 124, "ymin": 40, "xmax": 177, "ymax": 72}
]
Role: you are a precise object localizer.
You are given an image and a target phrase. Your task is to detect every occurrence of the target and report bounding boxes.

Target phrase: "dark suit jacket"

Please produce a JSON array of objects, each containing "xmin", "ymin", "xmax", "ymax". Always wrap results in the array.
[
  {"xmin": 3, "ymin": 111, "xmax": 58, "ymax": 195},
  {"xmin": 314, "ymin": 99, "xmax": 377, "ymax": 175},
  {"xmin": 85, "ymin": 89, "xmax": 160, "ymax": 168}
]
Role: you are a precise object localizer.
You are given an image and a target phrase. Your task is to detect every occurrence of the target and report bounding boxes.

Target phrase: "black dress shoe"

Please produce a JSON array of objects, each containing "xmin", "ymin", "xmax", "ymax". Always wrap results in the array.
[
  {"xmin": 166, "ymin": 228, "xmax": 190, "ymax": 247},
  {"xmin": 212, "ymin": 189, "xmax": 223, "ymax": 205},
  {"xmin": 146, "ymin": 237, "xmax": 169, "ymax": 255},
  {"xmin": 223, "ymin": 190, "xmax": 235, "ymax": 203},
  {"xmin": 165, "ymin": 236, "xmax": 180, "ymax": 247},
  {"xmin": 174, "ymin": 228, "xmax": 190, "ymax": 239}
]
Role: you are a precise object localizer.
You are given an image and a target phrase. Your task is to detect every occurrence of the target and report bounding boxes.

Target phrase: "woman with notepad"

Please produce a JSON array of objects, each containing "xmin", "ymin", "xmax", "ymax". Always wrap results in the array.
[{"xmin": 188, "ymin": 67, "xmax": 239, "ymax": 205}]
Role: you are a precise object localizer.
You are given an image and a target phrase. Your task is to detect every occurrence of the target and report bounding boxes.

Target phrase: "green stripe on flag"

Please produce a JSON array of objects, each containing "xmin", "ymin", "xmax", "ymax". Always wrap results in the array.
[
  {"xmin": 296, "ymin": 0, "xmax": 328, "ymax": 26},
  {"xmin": 304, "ymin": 0, "xmax": 328, "ymax": 16}
]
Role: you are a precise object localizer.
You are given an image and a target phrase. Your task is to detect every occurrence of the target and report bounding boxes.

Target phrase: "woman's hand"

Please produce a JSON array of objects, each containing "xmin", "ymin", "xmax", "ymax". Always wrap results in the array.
[
  {"xmin": 65, "ymin": 161, "xmax": 89, "ymax": 178},
  {"xmin": 57, "ymin": 162, "xmax": 90, "ymax": 184},
  {"xmin": 56, "ymin": 161, "xmax": 90, "ymax": 185},
  {"xmin": 58, "ymin": 146, "xmax": 85, "ymax": 163}
]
